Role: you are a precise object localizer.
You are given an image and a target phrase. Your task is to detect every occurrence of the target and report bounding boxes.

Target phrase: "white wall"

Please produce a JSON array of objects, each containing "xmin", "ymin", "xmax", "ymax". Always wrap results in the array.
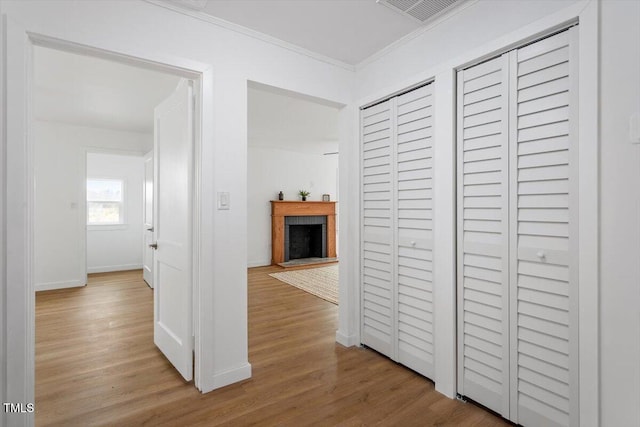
[
  {"xmin": 86, "ymin": 152, "xmax": 144, "ymax": 274},
  {"xmin": 247, "ymin": 146, "xmax": 337, "ymax": 267},
  {"xmin": 34, "ymin": 120, "xmax": 151, "ymax": 291},
  {"xmin": 599, "ymin": 1, "xmax": 640, "ymax": 425},
  {"xmin": 1, "ymin": 0, "xmax": 355, "ymax": 404},
  {"xmin": 34, "ymin": 124, "xmax": 85, "ymax": 290}
]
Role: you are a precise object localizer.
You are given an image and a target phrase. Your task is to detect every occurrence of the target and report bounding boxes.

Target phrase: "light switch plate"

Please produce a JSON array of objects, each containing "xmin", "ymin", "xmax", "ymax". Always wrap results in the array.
[
  {"xmin": 631, "ymin": 111, "xmax": 640, "ymax": 144},
  {"xmin": 217, "ymin": 192, "xmax": 230, "ymax": 210}
]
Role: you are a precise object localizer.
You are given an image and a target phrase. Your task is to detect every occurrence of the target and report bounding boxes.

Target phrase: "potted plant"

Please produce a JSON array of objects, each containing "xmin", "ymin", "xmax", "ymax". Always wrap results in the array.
[{"xmin": 298, "ymin": 190, "xmax": 310, "ymax": 201}]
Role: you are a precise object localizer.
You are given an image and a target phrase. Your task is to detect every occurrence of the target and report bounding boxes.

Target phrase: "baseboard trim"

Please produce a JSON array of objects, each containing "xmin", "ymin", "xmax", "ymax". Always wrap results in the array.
[
  {"xmin": 435, "ymin": 381, "xmax": 457, "ymax": 399},
  {"xmin": 36, "ymin": 279, "xmax": 85, "ymax": 292},
  {"xmin": 87, "ymin": 264, "xmax": 142, "ymax": 274},
  {"xmin": 247, "ymin": 260, "xmax": 270, "ymax": 268},
  {"xmin": 335, "ymin": 330, "xmax": 359, "ymax": 347},
  {"xmin": 200, "ymin": 362, "xmax": 252, "ymax": 393}
]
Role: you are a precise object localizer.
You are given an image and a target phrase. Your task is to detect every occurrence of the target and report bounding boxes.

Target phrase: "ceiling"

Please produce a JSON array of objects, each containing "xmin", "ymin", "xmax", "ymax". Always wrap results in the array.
[
  {"xmin": 34, "ymin": 45, "xmax": 340, "ymax": 147},
  {"xmin": 163, "ymin": 0, "xmax": 466, "ymax": 66},
  {"xmin": 34, "ymin": 0, "xmax": 466, "ymax": 137},
  {"xmin": 34, "ymin": 46, "xmax": 181, "ymax": 134},
  {"xmin": 248, "ymin": 82, "xmax": 341, "ymax": 154}
]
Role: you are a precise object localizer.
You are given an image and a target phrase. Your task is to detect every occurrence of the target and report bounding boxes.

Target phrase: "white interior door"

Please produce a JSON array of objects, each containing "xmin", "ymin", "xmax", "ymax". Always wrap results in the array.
[
  {"xmin": 510, "ymin": 28, "xmax": 578, "ymax": 427},
  {"xmin": 394, "ymin": 84, "xmax": 435, "ymax": 379},
  {"xmin": 361, "ymin": 99, "xmax": 395, "ymax": 357},
  {"xmin": 152, "ymin": 79, "xmax": 194, "ymax": 381},
  {"xmin": 143, "ymin": 151, "xmax": 154, "ymax": 288},
  {"xmin": 457, "ymin": 54, "xmax": 511, "ymax": 417}
]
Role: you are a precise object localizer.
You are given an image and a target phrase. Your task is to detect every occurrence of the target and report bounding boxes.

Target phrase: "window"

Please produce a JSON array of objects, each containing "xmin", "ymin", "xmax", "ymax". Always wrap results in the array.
[{"xmin": 87, "ymin": 179, "xmax": 124, "ymax": 225}]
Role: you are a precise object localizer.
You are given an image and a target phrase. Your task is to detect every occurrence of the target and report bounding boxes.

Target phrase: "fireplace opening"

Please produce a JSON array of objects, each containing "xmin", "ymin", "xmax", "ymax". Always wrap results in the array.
[
  {"xmin": 288, "ymin": 224, "xmax": 323, "ymax": 260},
  {"xmin": 284, "ymin": 215, "xmax": 327, "ymax": 262}
]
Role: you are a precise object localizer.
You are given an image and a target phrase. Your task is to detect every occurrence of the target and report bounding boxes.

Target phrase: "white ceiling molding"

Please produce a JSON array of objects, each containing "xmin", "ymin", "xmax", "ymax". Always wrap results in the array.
[
  {"xmin": 145, "ymin": 0, "xmax": 355, "ymax": 72},
  {"xmin": 357, "ymin": 0, "xmax": 477, "ymax": 70},
  {"xmin": 166, "ymin": 0, "xmax": 209, "ymax": 11}
]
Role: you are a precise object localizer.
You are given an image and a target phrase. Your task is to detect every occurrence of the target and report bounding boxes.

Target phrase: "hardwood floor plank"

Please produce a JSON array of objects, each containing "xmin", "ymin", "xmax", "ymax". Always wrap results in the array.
[{"xmin": 35, "ymin": 267, "xmax": 510, "ymax": 426}]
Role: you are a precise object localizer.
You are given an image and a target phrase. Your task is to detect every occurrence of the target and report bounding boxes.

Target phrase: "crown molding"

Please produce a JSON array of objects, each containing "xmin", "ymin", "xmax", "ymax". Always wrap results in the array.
[
  {"xmin": 356, "ymin": 0, "xmax": 479, "ymax": 71},
  {"xmin": 144, "ymin": 0, "xmax": 355, "ymax": 72}
]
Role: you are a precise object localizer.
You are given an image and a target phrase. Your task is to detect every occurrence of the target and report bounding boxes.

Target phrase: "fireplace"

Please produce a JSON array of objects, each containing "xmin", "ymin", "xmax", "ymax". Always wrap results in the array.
[
  {"xmin": 285, "ymin": 216, "xmax": 327, "ymax": 261},
  {"xmin": 270, "ymin": 201, "xmax": 336, "ymax": 265}
]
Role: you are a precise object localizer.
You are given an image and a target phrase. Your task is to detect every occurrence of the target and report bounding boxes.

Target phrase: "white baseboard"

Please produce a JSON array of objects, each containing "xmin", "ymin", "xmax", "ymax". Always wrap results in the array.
[
  {"xmin": 200, "ymin": 362, "xmax": 252, "ymax": 394},
  {"xmin": 435, "ymin": 381, "xmax": 457, "ymax": 399},
  {"xmin": 36, "ymin": 279, "xmax": 85, "ymax": 292},
  {"xmin": 247, "ymin": 260, "xmax": 270, "ymax": 268},
  {"xmin": 87, "ymin": 264, "xmax": 142, "ymax": 274},
  {"xmin": 335, "ymin": 330, "xmax": 359, "ymax": 347}
]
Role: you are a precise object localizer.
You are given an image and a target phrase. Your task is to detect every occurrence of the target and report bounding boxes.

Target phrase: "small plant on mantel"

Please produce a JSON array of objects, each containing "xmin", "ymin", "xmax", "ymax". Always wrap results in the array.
[{"xmin": 298, "ymin": 190, "xmax": 310, "ymax": 201}]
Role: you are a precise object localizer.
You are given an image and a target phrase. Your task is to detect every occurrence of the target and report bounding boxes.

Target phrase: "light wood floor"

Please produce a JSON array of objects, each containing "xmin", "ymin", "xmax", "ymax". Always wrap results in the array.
[{"xmin": 36, "ymin": 267, "xmax": 509, "ymax": 426}]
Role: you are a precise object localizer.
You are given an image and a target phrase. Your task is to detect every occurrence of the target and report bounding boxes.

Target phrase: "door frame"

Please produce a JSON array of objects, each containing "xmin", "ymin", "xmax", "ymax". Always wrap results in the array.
[
  {"xmin": 142, "ymin": 149, "xmax": 154, "ymax": 288},
  {"xmin": 3, "ymin": 26, "xmax": 212, "ymax": 425}
]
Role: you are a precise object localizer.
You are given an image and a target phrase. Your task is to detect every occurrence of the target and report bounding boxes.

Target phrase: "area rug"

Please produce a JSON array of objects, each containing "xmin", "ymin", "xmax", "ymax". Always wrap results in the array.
[{"xmin": 269, "ymin": 264, "xmax": 338, "ymax": 305}]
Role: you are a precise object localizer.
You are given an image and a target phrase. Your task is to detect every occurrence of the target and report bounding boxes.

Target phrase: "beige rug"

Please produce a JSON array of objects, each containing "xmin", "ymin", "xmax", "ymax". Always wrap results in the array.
[{"xmin": 269, "ymin": 264, "xmax": 338, "ymax": 305}]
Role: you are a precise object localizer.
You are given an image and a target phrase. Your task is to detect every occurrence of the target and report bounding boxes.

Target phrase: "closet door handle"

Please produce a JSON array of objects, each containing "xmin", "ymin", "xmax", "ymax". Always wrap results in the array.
[
  {"xmin": 536, "ymin": 251, "xmax": 546, "ymax": 260},
  {"xmin": 146, "ymin": 227, "xmax": 154, "ymax": 232},
  {"xmin": 149, "ymin": 243, "xmax": 158, "ymax": 250}
]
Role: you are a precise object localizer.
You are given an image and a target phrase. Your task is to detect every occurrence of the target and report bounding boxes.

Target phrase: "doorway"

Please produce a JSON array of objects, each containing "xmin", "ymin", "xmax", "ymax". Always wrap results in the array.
[
  {"xmin": 30, "ymin": 41, "xmax": 203, "ymax": 411},
  {"xmin": 246, "ymin": 81, "xmax": 342, "ymax": 269}
]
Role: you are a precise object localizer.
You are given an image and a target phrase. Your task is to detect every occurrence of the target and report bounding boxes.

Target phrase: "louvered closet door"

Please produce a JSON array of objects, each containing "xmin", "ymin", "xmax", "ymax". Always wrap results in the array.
[
  {"xmin": 395, "ymin": 85, "xmax": 435, "ymax": 378},
  {"xmin": 361, "ymin": 100, "xmax": 394, "ymax": 356},
  {"xmin": 457, "ymin": 28, "xmax": 578, "ymax": 427},
  {"xmin": 510, "ymin": 28, "xmax": 578, "ymax": 427},
  {"xmin": 457, "ymin": 55, "xmax": 511, "ymax": 417}
]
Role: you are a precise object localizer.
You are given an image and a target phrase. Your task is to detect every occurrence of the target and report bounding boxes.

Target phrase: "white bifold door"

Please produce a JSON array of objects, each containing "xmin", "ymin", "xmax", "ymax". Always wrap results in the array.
[
  {"xmin": 457, "ymin": 28, "xmax": 578, "ymax": 426},
  {"xmin": 361, "ymin": 83, "xmax": 434, "ymax": 379}
]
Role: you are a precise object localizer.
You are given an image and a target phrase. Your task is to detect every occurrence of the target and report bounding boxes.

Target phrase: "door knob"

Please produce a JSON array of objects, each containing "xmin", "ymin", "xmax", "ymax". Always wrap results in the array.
[
  {"xmin": 146, "ymin": 227, "xmax": 154, "ymax": 232},
  {"xmin": 410, "ymin": 241, "xmax": 416, "ymax": 247},
  {"xmin": 149, "ymin": 243, "xmax": 158, "ymax": 250},
  {"xmin": 536, "ymin": 251, "xmax": 546, "ymax": 260}
]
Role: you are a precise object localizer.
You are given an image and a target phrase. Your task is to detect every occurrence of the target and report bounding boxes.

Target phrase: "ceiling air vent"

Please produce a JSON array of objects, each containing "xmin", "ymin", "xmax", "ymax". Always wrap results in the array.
[{"xmin": 378, "ymin": 0, "xmax": 464, "ymax": 24}]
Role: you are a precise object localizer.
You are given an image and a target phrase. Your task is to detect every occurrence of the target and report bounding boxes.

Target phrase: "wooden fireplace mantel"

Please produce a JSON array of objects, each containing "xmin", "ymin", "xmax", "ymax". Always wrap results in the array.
[{"xmin": 271, "ymin": 201, "xmax": 337, "ymax": 265}]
